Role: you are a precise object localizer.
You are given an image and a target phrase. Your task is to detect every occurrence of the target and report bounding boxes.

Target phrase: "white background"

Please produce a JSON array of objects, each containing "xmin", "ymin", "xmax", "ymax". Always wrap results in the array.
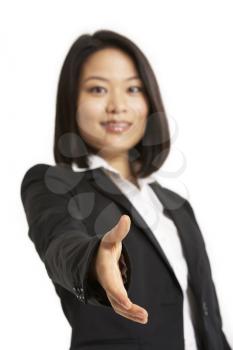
[{"xmin": 1, "ymin": 0, "xmax": 232, "ymax": 348}]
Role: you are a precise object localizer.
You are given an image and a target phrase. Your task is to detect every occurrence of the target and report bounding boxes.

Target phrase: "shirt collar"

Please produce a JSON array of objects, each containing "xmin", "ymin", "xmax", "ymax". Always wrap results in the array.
[
  {"xmin": 72, "ymin": 153, "xmax": 119, "ymax": 173},
  {"xmin": 72, "ymin": 153, "xmax": 158, "ymax": 187}
]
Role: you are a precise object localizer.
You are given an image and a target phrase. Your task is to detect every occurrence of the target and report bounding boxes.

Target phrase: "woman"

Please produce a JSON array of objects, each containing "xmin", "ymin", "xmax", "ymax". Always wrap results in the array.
[{"xmin": 20, "ymin": 30, "xmax": 231, "ymax": 350}]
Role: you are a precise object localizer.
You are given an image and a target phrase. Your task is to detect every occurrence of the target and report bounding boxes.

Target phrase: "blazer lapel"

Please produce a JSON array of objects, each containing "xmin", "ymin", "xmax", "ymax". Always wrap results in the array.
[
  {"xmin": 88, "ymin": 167, "xmax": 193, "ymax": 292},
  {"xmin": 149, "ymin": 181, "xmax": 203, "ymax": 295}
]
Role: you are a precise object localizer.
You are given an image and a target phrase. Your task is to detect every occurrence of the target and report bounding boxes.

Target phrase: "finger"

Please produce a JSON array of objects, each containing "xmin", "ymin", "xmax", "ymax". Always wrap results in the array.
[
  {"xmin": 103, "ymin": 262, "xmax": 132, "ymax": 307},
  {"xmin": 109, "ymin": 297, "xmax": 148, "ymax": 324},
  {"xmin": 104, "ymin": 262, "xmax": 148, "ymax": 317},
  {"xmin": 107, "ymin": 289, "xmax": 132, "ymax": 309},
  {"xmin": 106, "ymin": 288, "xmax": 148, "ymax": 317},
  {"xmin": 104, "ymin": 215, "xmax": 131, "ymax": 245},
  {"xmin": 115, "ymin": 309, "xmax": 148, "ymax": 324}
]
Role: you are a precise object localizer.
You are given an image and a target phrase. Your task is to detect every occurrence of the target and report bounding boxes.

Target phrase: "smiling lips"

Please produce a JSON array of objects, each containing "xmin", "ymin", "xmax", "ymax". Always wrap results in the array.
[{"xmin": 100, "ymin": 121, "xmax": 132, "ymax": 133}]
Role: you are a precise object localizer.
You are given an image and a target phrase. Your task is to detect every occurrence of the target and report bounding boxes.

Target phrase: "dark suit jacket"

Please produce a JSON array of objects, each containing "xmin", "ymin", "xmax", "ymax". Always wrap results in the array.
[{"xmin": 20, "ymin": 163, "xmax": 231, "ymax": 350}]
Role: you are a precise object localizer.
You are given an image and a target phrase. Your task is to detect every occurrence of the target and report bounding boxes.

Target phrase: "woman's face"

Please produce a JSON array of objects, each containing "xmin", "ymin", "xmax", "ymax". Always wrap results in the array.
[{"xmin": 76, "ymin": 47, "xmax": 149, "ymax": 158}]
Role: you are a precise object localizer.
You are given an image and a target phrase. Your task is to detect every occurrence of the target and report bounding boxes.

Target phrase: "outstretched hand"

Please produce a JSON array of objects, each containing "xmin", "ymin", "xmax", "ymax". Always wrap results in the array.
[{"xmin": 90, "ymin": 214, "xmax": 148, "ymax": 324}]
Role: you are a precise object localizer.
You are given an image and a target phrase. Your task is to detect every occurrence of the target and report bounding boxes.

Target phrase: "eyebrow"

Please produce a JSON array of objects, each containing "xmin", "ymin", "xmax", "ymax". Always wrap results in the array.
[{"xmin": 82, "ymin": 75, "xmax": 141, "ymax": 83}]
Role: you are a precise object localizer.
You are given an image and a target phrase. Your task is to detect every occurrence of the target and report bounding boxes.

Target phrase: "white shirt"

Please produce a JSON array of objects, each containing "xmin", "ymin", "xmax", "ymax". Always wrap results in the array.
[{"xmin": 72, "ymin": 154, "xmax": 198, "ymax": 350}]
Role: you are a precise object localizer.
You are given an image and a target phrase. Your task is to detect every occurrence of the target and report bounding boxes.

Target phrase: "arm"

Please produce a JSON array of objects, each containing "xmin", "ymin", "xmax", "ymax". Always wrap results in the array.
[
  {"xmin": 20, "ymin": 163, "xmax": 131, "ymax": 308},
  {"xmin": 211, "ymin": 280, "xmax": 232, "ymax": 350},
  {"xmin": 185, "ymin": 199, "xmax": 232, "ymax": 350}
]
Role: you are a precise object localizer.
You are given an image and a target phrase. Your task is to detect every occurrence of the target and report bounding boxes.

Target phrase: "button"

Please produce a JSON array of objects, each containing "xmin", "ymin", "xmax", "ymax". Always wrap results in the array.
[
  {"xmin": 73, "ymin": 286, "xmax": 83, "ymax": 295},
  {"xmin": 73, "ymin": 286, "xmax": 85, "ymax": 302},
  {"xmin": 202, "ymin": 300, "xmax": 208, "ymax": 316},
  {"xmin": 76, "ymin": 294, "xmax": 85, "ymax": 302}
]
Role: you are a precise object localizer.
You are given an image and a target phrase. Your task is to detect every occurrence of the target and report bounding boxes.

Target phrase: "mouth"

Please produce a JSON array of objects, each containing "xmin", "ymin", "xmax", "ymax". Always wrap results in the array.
[{"xmin": 100, "ymin": 121, "xmax": 133, "ymax": 133}]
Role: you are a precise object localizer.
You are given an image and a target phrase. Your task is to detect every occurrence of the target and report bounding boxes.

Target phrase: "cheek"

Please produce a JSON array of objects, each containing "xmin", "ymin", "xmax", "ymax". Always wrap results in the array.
[
  {"xmin": 135, "ymin": 116, "xmax": 148, "ymax": 139},
  {"xmin": 129, "ymin": 97, "xmax": 149, "ymax": 120},
  {"xmin": 133, "ymin": 101, "xmax": 148, "ymax": 124},
  {"xmin": 76, "ymin": 96, "xmax": 105, "ymax": 131},
  {"xmin": 131, "ymin": 109, "xmax": 148, "ymax": 140},
  {"xmin": 77, "ymin": 96, "xmax": 104, "ymax": 118}
]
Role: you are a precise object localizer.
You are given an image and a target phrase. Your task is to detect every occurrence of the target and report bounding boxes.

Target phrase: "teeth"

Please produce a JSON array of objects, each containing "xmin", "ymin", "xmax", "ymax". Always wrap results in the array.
[
  {"xmin": 102, "ymin": 122, "xmax": 131, "ymax": 126},
  {"xmin": 101, "ymin": 121, "xmax": 132, "ymax": 132}
]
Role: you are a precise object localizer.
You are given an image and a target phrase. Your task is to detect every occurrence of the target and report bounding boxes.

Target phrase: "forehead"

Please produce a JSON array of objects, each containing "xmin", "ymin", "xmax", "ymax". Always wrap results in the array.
[{"xmin": 80, "ymin": 48, "xmax": 140, "ymax": 81}]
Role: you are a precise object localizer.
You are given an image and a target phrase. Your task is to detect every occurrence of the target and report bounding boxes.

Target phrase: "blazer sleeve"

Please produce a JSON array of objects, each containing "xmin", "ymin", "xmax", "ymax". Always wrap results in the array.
[
  {"xmin": 184, "ymin": 199, "xmax": 232, "ymax": 350},
  {"xmin": 20, "ymin": 163, "xmax": 132, "ymax": 308}
]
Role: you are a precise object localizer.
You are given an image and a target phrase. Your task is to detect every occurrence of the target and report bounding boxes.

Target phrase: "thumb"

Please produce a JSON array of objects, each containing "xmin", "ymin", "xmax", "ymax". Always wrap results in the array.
[{"xmin": 103, "ymin": 215, "xmax": 131, "ymax": 245}]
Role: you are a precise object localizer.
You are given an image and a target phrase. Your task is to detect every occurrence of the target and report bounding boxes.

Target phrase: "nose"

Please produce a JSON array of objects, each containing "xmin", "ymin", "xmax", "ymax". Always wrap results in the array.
[{"xmin": 106, "ymin": 89, "xmax": 127, "ymax": 114}]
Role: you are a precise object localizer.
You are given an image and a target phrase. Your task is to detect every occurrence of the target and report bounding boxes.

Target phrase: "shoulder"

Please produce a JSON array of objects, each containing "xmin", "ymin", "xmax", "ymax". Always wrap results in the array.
[
  {"xmin": 154, "ymin": 182, "xmax": 199, "ymax": 226},
  {"xmin": 21, "ymin": 163, "xmax": 55, "ymax": 190},
  {"xmin": 160, "ymin": 183, "xmax": 187, "ymax": 202},
  {"xmin": 158, "ymin": 182, "xmax": 198, "ymax": 222},
  {"xmin": 20, "ymin": 163, "xmax": 90, "ymax": 197},
  {"xmin": 151, "ymin": 180, "xmax": 188, "ymax": 209},
  {"xmin": 20, "ymin": 163, "xmax": 50, "ymax": 192},
  {"xmin": 21, "ymin": 163, "xmax": 50, "ymax": 181}
]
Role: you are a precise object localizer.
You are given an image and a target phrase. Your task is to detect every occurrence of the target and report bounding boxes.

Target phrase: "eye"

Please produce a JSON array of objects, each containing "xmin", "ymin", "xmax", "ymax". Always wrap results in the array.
[
  {"xmin": 88, "ymin": 86, "xmax": 106, "ymax": 94},
  {"xmin": 128, "ymin": 86, "xmax": 144, "ymax": 93}
]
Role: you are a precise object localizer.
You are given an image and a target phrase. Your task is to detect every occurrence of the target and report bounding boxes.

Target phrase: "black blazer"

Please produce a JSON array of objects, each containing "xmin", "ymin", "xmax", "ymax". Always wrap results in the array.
[{"xmin": 20, "ymin": 163, "xmax": 231, "ymax": 350}]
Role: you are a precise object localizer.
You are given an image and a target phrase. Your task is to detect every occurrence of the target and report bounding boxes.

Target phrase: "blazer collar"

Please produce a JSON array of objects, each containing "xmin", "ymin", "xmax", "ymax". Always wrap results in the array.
[{"xmin": 87, "ymin": 167, "xmax": 202, "ymax": 294}]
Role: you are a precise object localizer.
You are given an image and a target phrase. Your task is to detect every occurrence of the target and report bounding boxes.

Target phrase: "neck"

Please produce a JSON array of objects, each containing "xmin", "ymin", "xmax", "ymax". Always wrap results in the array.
[{"xmin": 98, "ymin": 151, "xmax": 135, "ymax": 181}]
